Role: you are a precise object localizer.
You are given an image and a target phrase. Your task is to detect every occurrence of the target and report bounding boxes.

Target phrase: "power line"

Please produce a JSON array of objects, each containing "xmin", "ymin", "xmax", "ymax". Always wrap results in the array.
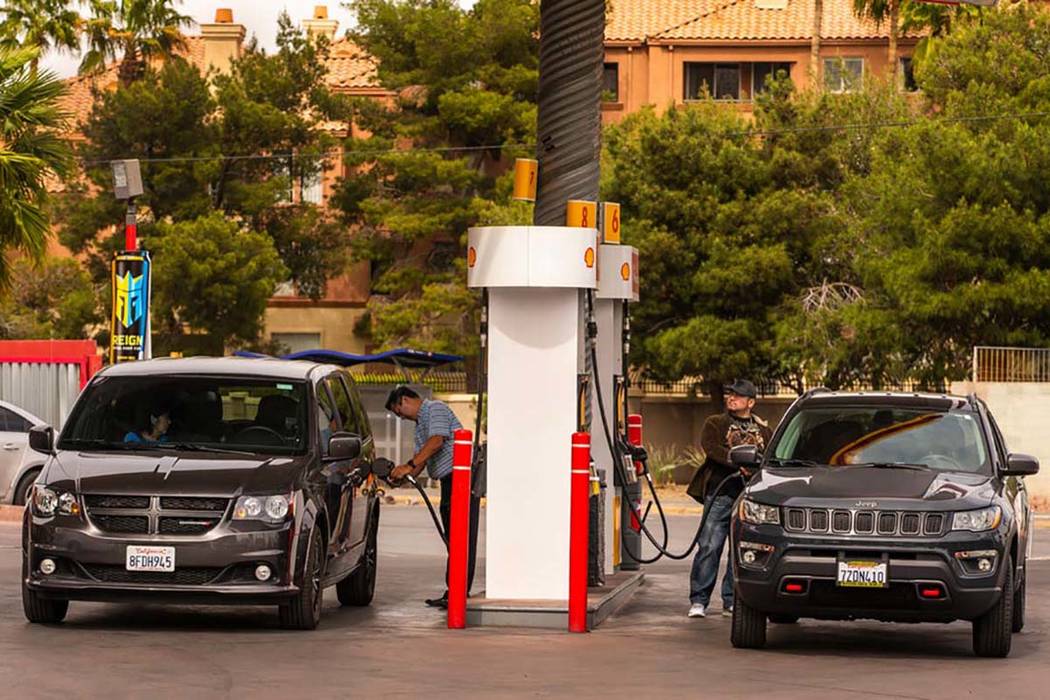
[{"xmin": 72, "ymin": 109, "xmax": 1050, "ymax": 167}]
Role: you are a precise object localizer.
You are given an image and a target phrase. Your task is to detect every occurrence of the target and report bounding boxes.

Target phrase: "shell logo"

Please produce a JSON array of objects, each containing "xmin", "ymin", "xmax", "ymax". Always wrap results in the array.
[
  {"xmin": 620, "ymin": 262, "xmax": 631, "ymax": 281},
  {"xmin": 584, "ymin": 247, "xmax": 595, "ymax": 268},
  {"xmin": 467, "ymin": 246, "xmax": 477, "ymax": 268}
]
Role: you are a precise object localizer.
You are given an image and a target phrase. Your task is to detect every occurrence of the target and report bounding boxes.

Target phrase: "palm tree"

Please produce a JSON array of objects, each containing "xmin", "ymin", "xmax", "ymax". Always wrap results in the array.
[
  {"xmin": 852, "ymin": 0, "xmax": 901, "ymax": 78},
  {"xmin": 0, "ymin": 0, "xmax": 81, "ymax": 71},
  {"xmin": 80, "ymin": 0, "xmax": 193, "ymax": 85},
  {"xmin": 0, "ymin": 47, "xmax": 72, "ymax": 284}
]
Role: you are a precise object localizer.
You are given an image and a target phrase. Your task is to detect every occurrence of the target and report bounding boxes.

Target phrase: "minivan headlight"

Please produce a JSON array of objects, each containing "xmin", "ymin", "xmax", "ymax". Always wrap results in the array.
[
  {"xmin": 233, "ymin": 495, "xmax": 290, "ymax": 523},
  {"xmin": 952, "ymin": 506, "xmax": 1002, "ymax": 532},
  {"xmin": 739, "ymin": 498, "xmax": 781, "ymax": 525},
  {"xmin": 32, "ymin": 487, "xmax": 79, "ymax": 517}
]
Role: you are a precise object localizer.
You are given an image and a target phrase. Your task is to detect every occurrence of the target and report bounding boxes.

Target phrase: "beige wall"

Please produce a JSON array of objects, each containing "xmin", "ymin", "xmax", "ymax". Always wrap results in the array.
[
  {"xmin": 951, "ymin": 382, "xmax": 1050, "ymax": 504},
  {"xmin": 603, "ymin": 40, "xmax": 915, "ymax": 125},
  {"xmin": 264, "ymin": 305, "xmax": 368, "ymax": 353}
]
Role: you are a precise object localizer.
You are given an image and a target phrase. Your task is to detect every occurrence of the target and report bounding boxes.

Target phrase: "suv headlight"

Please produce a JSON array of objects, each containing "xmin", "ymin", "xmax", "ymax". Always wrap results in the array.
[
  {"xmin": 952, "ymin": 506, "xmax": 1002, "ymax": 532},
  {"xmin": 233, "ymin": 495, "xmax": 291, "ymax": 523},
  {"xmin": 739, "ymin": 498, "xmax": 780, "ymax": 525},
  {"xmin": 32, "ymin": 487, "xmax": 79, "ymax": 517}
]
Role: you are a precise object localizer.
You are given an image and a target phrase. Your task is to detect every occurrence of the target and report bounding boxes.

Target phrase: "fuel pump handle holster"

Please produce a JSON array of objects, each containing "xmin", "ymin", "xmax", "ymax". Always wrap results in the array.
[{"xmin": 471, "ymin": 443, "xmax": 487, "ymax": 498}]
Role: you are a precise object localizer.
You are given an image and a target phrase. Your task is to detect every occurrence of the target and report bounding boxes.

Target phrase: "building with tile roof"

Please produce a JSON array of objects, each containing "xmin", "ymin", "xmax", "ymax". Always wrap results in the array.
[
  {"xmin": 601, "ymin": 0, "xmax": 921, "ymax": 122},
  {"xmin": 54, "ymin": 6, "xmax": 393, "ymax": 354}
]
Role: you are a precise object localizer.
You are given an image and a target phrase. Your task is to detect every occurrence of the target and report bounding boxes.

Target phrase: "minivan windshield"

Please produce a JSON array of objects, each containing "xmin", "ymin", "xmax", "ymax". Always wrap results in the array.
[
  {"xmin": 772, "ymin": 407, "xmax": 989, "ymax": 473},
  {"xmin": 59, "ymin": 375, "xmax": 309, "ymax": 455}
]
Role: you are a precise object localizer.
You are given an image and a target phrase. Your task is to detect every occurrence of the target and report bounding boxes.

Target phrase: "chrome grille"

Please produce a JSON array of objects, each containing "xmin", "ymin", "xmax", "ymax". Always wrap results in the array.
[
  {"xmin": 85, "ymin": 495, "xmax": 230, "ymax": 536},
  {"xmin": 782, "ymin": 507, "xmax": 946, "ymax": 538}
]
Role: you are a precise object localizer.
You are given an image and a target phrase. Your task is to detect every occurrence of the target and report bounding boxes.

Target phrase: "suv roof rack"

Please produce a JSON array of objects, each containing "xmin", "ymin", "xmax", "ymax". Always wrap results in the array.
[
  {"xmin": 800, "ymin": 386, "xmax": 831, "ymax": 399},
  {"xmin": 966, "ymin": 392, "xmax": 980, "ymax": 409}
]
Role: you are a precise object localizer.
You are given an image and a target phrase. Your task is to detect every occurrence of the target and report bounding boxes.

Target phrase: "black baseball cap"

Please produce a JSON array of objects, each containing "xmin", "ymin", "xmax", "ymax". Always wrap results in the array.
[{"xmin": 724, "ymin": 379, "xmax": 757, "ymax": 399}]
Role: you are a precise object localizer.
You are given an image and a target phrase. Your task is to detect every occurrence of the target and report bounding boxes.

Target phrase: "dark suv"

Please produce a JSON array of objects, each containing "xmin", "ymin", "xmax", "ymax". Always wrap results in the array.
[
  {"xmin": 729, "ymin": 390, "xmax": 1038, "ymax": 657},
  {"xmin": 22, "ymin": 357, "xmax": 381, "ymax": 630}
]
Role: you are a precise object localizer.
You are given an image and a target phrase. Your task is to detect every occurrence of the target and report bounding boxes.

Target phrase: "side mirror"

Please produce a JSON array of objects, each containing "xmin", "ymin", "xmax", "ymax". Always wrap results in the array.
[
  {"xmin": 371, "ymin": 458, "xmax": 395, "ymax": 479},
  {"xmin": 1003, "ymin": 453, "xmax": 1039, "ymax": 477},
  {"xmin": 729, "ymin": 444, "xmax": 761, "ymax": 469},
  {"xmin": 28, "ymin": 425, "xmax": 54, "ymax": 454},
  {"xmin": 327, "ymin": 433, "xmax": 362, "ymax": 461}
]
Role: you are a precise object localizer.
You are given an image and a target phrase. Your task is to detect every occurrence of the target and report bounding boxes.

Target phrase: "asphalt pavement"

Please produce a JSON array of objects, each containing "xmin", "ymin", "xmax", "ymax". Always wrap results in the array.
[{"xmin": 0, "ymin": 506, "xmax": 1047, "ymax": 699}]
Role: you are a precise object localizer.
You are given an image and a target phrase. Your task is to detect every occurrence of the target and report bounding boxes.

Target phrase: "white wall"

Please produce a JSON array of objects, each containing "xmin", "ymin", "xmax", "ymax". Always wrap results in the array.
[{"xmin": 951, "ymin": 382, "xmax": 1050, "ymax": 504}]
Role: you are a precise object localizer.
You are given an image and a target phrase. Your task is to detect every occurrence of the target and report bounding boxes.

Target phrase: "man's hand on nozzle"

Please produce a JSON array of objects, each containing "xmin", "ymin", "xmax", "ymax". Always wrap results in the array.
[{"xmin": 390, "ymin": 464, "xmax": 413, "ymax": 484}]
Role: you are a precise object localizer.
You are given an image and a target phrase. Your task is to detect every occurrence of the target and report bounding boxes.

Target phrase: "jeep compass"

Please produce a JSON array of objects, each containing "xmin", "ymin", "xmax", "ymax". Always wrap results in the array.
[{"xmin": 729, "ymin": 390, "xmax": 1037, "ymax": 657}]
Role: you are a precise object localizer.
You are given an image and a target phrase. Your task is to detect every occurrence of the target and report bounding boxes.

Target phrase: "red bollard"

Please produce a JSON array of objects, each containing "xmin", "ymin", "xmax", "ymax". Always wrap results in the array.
[
  {"xmin": 569, "ymin": 432, "xmax": 591, "ymax": 633},
  {"xmin": 627, "ymin": 414, "xmax": 643, "ymax": 476},
  {"xmin": 448, "ymin": 428, "xmax": 473, "ymax": 629}
]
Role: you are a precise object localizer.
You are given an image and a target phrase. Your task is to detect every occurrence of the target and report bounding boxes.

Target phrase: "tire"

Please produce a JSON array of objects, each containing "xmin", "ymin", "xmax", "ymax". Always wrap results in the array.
[
  {"xmin": 768, "ymin": 614, "xmax": 799, "ymax": 625},
  {"xmin": 337, "ymin": 505, "xmax": 378, "ymax": 607},
  {"xmin": 730, "ymin": 591, "xmax": 767, "ymax": 649},
  {"xmin": 973, "ymin": 557, "xmax": 1013, "ymax": 657},
  {"xmin": 279, "ymin": 525, "xmax": 324, "ymax": 630},
  {"xmin": 13, "ymin": 468, "xmax": 41, "ymax": 506},
  {"xmin": 21, "ymin": 552, "xmax": 68, "ymax": 624},
  {"xmin": 1012, "ymin": 563, "xmax": 1025, "ymax": 634}
]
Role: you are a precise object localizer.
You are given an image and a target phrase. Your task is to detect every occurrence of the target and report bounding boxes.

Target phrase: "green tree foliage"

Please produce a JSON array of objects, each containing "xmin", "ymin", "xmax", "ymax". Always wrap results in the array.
[
  {"xmin": 0, "ymin": 0, "xmax": 80, "ymax": 70},
  {"xmin": 0, "ymin": 48, "xmax": 71, "ymax": 284},
  {"xmin": 150, "ymin": 213, "xmax": 287, "ymax": 348},
  {"xmin": 336, "ymin": 0, "xmax": 538, "ymax": 354},
  {"xmin": 0, "ymin": 257, "xmax": 99, "ymax": 339},
  {"xmin": 80, "ymin": 0, "xmax": 193, "ymax": 85},
  {"xmin": 60, "ymin": 17, "xmax": 352, "ymax": 346}
]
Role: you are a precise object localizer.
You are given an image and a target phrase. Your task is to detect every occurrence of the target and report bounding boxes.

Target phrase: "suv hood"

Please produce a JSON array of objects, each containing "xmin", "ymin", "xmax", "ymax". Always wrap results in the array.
[
  {"xmin": 42, "ymin": 449, "xmax": 306, "ymax": 497},
  {"xmin": 746, "ymin": 465, "xmax": 996, "ymax": 511}
]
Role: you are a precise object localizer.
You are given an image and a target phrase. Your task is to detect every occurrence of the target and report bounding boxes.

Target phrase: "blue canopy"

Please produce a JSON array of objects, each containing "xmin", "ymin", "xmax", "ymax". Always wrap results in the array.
[{"xmin": 233, "ymin": 347, "xmax": 463, "ymax": 369}]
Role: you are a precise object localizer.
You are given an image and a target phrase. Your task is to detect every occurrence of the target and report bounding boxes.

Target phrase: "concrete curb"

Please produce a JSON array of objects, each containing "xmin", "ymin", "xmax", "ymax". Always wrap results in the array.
[{"xmin": 0, "ymin": 505, "xmax": 23, "ymax": 523}]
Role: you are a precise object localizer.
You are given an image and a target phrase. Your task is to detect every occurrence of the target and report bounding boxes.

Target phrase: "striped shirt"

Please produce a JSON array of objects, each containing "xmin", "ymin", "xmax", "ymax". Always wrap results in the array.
[{"xmin": 414, "ymin": 399, "xmax": 462, "ymax": 479}]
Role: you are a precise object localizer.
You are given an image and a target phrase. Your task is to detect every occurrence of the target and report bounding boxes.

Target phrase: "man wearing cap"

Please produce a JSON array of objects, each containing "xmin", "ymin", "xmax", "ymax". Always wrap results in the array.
[
  {"xmin": 687, "ymin": 379, "xmax": 772, "ymax": 618},
  {"xmin": 386, "ymin": 386, "xmax": 479, "ymax": 609}
]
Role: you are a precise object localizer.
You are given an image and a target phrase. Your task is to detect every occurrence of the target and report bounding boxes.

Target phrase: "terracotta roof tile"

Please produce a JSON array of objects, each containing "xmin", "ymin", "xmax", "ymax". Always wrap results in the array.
[
  {"xmin": 324, "ymin": 38, "xmax": 383, "ymax": 90},
  {"xmin": 607, "ymin": 0, "xmax": 918, "ymax": 42}
]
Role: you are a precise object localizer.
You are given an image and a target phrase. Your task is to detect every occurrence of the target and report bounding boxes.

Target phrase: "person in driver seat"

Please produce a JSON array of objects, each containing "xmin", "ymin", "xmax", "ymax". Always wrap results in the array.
[{"xmin": 124, "ymin": 404, "xmax": 172, "ymax": 444}]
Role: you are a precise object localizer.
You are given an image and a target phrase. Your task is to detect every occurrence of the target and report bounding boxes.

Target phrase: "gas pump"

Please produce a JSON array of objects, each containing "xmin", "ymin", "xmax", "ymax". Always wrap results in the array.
[{"xmin": 590, "ymin": 241, "xmax": 639, "ymax": 575}]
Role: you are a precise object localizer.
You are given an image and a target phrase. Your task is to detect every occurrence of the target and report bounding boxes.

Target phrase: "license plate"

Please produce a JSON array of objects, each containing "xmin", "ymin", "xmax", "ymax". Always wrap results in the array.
[
  {"xmin": 836, "ymin": 560, "xmax": 888, "ymax": 588},
  {"xmin": 126, "ymin": 546, "xmax": 175, "ymax": 572}
]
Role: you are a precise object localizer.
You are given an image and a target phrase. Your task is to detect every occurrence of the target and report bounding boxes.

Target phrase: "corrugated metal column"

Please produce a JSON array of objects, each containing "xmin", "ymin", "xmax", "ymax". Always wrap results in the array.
[{"xmin": 533, "ymin": 0, "xmax": 605, "ymax": 225}]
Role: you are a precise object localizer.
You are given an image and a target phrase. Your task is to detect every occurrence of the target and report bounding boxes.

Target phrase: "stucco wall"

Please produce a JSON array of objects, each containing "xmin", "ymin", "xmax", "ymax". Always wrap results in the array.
[{"xmin": 951, "ymin": 382, "xmax": 1050, "ymax": 503}]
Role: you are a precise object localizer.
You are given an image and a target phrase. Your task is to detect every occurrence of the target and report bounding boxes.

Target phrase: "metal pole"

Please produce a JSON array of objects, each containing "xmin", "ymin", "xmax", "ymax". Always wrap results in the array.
[{"xmin": 533, "ymin": 0, "xmax": 605, "ymax": 225}]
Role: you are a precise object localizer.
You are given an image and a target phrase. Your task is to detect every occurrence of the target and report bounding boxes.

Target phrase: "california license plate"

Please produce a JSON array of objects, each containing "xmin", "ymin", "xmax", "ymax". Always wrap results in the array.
[
  {"xmin": 837, "ymin": 560, "xmax": 888, "ymax": 588},
  {"xmin": 126, "ymin": 545, "xmax": 175, "ymax": 572}
]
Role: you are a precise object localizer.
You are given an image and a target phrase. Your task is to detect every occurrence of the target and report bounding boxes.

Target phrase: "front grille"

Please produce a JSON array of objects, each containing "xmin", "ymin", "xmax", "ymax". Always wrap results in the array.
[
  {"xmin": 85, "ymin": 495, "xmax": 150, "ymax": 509},
  {"xmin": 160, "ymin": 497, "xmax": 228, "ymax": 512},
  {"xmin": 81, "ymin": 564, "xmax": 222, "ymax": 586},
  {"xmin": 93, "ymin": 515, "xmax": 149, "ymax": 534},
  {"xmin": 782, "ymin": 507, "xmax": 945, "ymax": 538},
  {"xmin": 84, "ymin": 494, "xmax": 229, "ymax": 536},
  {"xmin": 159, "ymin": 517, "xmax": 220, "ymax": 535}
]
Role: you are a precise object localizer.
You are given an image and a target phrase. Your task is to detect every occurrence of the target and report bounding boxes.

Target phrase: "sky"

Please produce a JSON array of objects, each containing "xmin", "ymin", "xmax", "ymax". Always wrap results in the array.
[{"xmin": 40, "ymin": 0, "xmax": 477, "ymax": 79}]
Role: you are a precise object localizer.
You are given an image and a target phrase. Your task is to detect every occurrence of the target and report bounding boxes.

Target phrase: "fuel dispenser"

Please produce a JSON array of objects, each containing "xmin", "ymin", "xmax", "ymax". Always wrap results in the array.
[{"xmin": 590, "ymin": 241, "xmax": 640, "ymax": 575}]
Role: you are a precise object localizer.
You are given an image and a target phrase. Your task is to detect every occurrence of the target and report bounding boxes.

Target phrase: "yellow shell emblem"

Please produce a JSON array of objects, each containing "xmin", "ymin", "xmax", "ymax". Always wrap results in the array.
[{"xmin": 584, "ymin": 247, "xmax": 595, "ymax": 268}]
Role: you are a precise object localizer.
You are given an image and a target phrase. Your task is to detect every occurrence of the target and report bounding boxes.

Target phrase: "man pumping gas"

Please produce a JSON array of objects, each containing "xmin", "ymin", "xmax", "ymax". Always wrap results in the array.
[
  {"xmin": 686, "ymin": 379, "xmax": 772, "ymax": 618},
  {"xmin": 386, "ymin": 386, "xmax": 480, "ymax": 610}
]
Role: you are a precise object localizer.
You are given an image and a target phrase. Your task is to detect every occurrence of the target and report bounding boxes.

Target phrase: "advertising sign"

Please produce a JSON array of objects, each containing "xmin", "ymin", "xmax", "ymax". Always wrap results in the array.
[{"xmin": 110, "ymin": 251, "xmax": 152, "ymax": 363}]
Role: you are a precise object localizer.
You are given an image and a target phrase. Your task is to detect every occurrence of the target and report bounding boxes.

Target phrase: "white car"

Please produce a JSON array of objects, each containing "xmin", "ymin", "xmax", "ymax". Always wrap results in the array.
[{"xmin": 0, "ymin": 401, "xmax": 46, "ymax": 505}]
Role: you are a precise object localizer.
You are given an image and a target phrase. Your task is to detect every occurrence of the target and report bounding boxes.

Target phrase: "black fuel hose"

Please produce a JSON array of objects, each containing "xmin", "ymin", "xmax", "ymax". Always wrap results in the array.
[
  {"xmin": 372, "ymin": 460, "xmax": 448, "ymax": 548},
  {"xmin": 587, "ymin": 291, "xmax": 743, "ymax": 563}
]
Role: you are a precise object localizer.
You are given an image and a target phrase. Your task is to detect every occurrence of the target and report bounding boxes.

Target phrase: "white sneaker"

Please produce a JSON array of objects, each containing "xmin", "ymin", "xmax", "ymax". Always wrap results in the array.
[
  {"xmin": 722, "ymin": 605, "xmax": 734, "ymax": 617},
  {"xmin": 688, "ymin": 603, "xmax": 707, "ymax": 618}
]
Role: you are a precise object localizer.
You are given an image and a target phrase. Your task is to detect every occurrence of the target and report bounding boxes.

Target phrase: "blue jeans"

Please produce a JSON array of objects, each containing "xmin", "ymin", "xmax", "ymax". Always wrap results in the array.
[{"xmin": 689, "ymin": 494, "xmax": 735, "ymax": 607}]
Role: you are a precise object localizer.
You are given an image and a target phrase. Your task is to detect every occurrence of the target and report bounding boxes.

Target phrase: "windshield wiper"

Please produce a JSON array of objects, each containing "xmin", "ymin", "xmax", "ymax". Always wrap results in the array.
[
  {"xmin": 765, "ymin": 458, "xmax": 825, "ymax": 468},
  {"xmin": 161, "ymin": 443, "xmax": 257, "ymax": 456},
  {"xmin": 850, "ymin": 461, "xmax": 930, "ymax": 470}
]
